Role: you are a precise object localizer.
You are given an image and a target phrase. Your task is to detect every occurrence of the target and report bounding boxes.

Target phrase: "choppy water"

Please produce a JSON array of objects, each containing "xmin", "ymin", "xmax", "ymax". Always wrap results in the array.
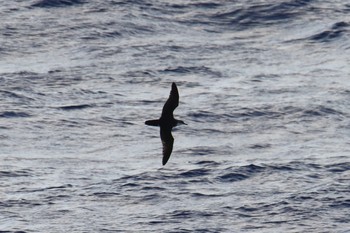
[{"xmin": 1, "ymin": 0, "xmax": 350, "ymax": 232}]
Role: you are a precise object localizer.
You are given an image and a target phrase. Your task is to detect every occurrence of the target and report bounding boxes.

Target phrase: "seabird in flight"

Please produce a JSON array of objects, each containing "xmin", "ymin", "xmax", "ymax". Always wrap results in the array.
[{"xmin": 145, "ymin": 82, "xmax": 186, "ymax": 165}]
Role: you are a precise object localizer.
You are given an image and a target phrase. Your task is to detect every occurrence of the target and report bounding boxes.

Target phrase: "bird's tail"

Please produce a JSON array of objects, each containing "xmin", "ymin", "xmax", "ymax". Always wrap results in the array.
[{"xmin": 145, "ymin": 119, "xmax": 160, "ymax": 126}]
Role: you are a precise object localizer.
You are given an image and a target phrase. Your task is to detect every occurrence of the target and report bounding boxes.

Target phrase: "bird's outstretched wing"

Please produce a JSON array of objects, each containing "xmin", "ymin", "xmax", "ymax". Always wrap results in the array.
[
  {"xmin": 160, "ymin": 127, "xmax": 174, "ymax": 165},
  {"xmin": 161, "ymin": 83, "xmax": 179, "ymax": 119}
]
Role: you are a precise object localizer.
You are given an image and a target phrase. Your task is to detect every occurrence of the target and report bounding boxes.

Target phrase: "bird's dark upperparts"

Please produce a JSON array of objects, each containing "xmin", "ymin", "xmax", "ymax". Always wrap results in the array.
[{"xmin": 145, "ymin": 82, "xmax": 186, "ymax": 165}]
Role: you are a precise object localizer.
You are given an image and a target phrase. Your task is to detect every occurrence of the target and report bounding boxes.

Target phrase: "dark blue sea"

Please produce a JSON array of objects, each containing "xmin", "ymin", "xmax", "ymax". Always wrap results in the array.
[{"xmin": 1, "ymin": 0, "xmax": 350, "ymax": 232}]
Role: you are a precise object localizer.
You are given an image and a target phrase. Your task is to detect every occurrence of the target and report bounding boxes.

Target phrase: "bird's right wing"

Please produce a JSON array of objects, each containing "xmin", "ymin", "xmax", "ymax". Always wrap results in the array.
[
  {"xmin": 160, "ymin": 127, "xmax": 174, "ymax": 166},
  {"xmin": 161, "ymin": 82, "xmax": 179, "ymax": 118}
]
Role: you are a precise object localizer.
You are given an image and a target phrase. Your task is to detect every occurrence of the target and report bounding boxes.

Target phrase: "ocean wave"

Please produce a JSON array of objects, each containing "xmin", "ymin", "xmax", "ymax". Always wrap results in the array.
[
  {"xmin": 81, "ymin": 22, "xmax": 155, "ymax": 40},
  {"xmin": 181, "ymin": 146, "xmax": 220, "ymax": 156},
  {"xmin": 188, "ymin": 105, "xmax": 345, "ymax": 124},
  {"xmin": 31, "ymin": 0, "xmax": 85, "ymax": 8},
  {"xmin": 0, "ymin": 170, "xmax": 32, "ymax": 177},
  {"xmin": 169, "ymin": 209, "xmax": 220, "ymax": 218},
  {"xmin": 158, "ymin": 0, "xmax": 313, "ymax": 31},
  {"xmin": 21, "ymin": 184, "xmax": 73, "ymax": 193},
  {"xmin": 325, "ymin": 162, "xmax": 350, "ymax": 173},
  {"xmin": 178, "ymin": 168, "xmax": 211, "ymax": 178},
  {"xmin": 217, "ymin": 164, "xmax": 265, "ymax": 182},
  {"xmin": 56, "ymin": 104, "xmax": 94, "ymax": 111},
  {"xmin": 0, "ymin": 231, "xmax": 27, "ymax": 233},
  {"xmin": 308, "ymin": 21, "xmax": 349, "ymax": 42},
  {"xmin": 0, "ymin": 90, "xmax": 34, "ymax": 101},
  {"xmin": 168, "ymin": 2, "xmax": 221, "ymax": 10},
  {"xmin": 0, "ymin": 111, "xmax": 31, "ymax": 118},
  {"xmin": 186, "ymin": 0, "xmax": 312, "ymax": 30},
  {"xmin": 160, "ymin": 66, "xmax": 222, "ymax": 78}
]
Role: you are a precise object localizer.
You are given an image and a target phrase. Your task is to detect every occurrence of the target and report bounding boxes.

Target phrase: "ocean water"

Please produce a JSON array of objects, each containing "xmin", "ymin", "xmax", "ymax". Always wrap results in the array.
[{"xmin": 1, "ymin": 0, "xmax": 350, "ymax": 232}]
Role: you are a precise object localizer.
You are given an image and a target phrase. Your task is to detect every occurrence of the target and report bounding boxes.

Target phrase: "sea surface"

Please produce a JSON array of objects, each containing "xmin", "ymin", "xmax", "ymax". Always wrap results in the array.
[{"xmin": 1, "ymin": 0, "xmax": 350, "ymax": 232}]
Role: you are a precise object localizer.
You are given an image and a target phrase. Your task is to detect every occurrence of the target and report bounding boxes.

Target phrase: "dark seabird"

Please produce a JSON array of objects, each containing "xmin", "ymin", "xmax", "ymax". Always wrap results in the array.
[{"xmin": 145, "ymin": 82, "xmax": 186, "ymax": 165}]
